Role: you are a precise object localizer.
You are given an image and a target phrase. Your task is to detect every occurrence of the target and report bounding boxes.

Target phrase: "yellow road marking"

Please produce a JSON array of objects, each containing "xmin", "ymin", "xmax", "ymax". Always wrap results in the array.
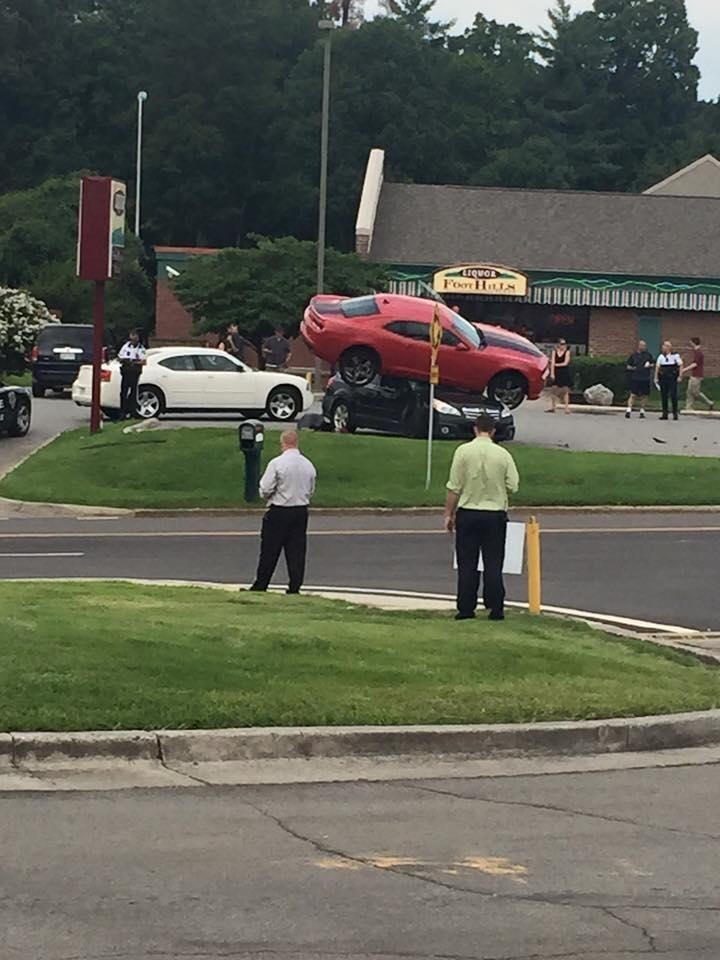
[
  {"xmin": 459, "ymin": 856, "xmax": 528, "ymax": 879},
  {"xmin": 314, "ymin": 857, "xmax": 362, "ymax": 871}
]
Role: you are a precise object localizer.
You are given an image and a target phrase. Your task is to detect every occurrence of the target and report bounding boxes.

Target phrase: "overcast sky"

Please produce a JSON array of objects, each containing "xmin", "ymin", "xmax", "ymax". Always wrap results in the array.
[{"xmin": 364, "ymin": 1, "xmax": 719, "ymax": 101}]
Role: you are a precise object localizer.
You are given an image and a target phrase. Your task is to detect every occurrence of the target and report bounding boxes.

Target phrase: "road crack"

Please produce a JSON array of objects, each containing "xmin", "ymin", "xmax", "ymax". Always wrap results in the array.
[{"xmin": 401, "ymin": 782, "xmax": 720, "ymax": 842}]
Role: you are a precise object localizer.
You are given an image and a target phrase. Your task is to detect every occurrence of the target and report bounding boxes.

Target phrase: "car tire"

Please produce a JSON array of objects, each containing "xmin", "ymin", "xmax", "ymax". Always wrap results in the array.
[
  {"xmin": 266, "ymin": 386, "xmax": 301, "ymax": 422},
  {"xmin": 338, "ymin": 347, "xmax": 380, "ymax": 387},
  {"xmin": 487, "ymin": 372, "xmax": 527, "ymax": 410},
  {"xmin": 31, "ymin": 381, "xmax": 45, "ymax": 398},
  {"xmin": 330, "ymin": 399, "xmax": 356, "ymax": 433},
  {"xmin": 8, "ymin": 397, "xmax": 31, "ymax": 437},
  {"xmin": 135, "ymin": 385, "xmax": 165, "ymax": 420}
]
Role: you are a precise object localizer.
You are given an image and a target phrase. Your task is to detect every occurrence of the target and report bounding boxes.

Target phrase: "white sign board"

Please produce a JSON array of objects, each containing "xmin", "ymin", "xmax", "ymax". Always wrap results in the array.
[{"xmin": 453, "ymin": 521, "xmax": 526, "ymax": 576}]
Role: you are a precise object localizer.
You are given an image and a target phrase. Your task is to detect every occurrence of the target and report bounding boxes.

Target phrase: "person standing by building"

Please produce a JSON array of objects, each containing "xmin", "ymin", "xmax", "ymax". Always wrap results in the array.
[
  {"xmin": 655, "ymin": 341, "xmax": 684, "ymax": 421},
  {"xmin": 250, "ymin": 431, "xmax": 317, "ymax": 595},
  {"xmin": 224, "ymin": 323, "xmax": 247, "ymax": 363},
  {"xmin": 547, "ymin": 338, "xmax": 573, "ymax": 414},
  {"xmin": 263, "ymin": 327, "xmax": 291, "ymax": 370},
  {"xmin": 683, "ymin": 337, "xmax": 714, "ymax": 411},
  {"xmin": 625, "ymin": 339, "xmax": 654, "ymax": 419},
  {"xmin": 118, "ymin": 329, "xmax": 146, "ymax": 419},
  {"xmin": 444, "ymin": 414, "xmax": 520, "ymax": 622}
]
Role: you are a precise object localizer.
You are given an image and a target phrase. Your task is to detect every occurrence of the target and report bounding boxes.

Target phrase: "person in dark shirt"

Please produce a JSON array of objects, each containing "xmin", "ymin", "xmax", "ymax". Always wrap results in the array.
[
  {"xmin": 263, "ymin": 327, "xmax": 291, "ymax": 370},
  {"xmin": 625, "ymin": 339, "xmax": 654, "ymax": 419},
  {"xmin": 224, "ymin": 323, "xmax": 246, "ymax": 363}
]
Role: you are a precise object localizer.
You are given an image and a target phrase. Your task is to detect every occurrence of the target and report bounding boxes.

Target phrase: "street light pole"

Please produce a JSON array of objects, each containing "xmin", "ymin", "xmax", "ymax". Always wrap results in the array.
[
  {"xmin": 314, "ymin": 20, "xmax": 333, "ymax": 392},
  {"xmin": 135, "ymin": 91, "xmax": 148, "ymax": 236}
]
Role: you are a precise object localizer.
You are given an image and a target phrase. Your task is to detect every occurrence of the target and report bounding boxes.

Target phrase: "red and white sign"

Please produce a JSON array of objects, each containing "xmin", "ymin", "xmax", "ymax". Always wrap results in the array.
[{"xmin": 77, "ymin": 176, "xmax": 126, "ymax": 281}]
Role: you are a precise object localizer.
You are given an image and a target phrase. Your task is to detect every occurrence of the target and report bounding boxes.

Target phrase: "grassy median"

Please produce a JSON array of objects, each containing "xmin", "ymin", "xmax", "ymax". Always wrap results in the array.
[
  {"xmin": 1, "ymin": 425, "xmax": 720, "ymax": 508},
  {"xmin": 1, "ymin": 582, "xmax": 719, "ymax": 731}
]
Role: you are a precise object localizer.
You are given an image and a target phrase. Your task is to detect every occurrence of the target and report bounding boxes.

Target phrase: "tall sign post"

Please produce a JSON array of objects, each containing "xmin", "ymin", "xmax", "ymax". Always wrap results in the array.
[
  {"xmin": 77, "ymin": 176, "xmax": 126, "ymax": 433},
  {"xmin": 425, "ymin": 305, "xmax": 443, "ymax": 490}
]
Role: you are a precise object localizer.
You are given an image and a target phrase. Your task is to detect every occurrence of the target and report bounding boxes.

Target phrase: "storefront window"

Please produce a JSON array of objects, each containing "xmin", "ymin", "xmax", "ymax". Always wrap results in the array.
[{"xmin": 444, "ymin": 299, "xmax": 589, "ymax": 354}]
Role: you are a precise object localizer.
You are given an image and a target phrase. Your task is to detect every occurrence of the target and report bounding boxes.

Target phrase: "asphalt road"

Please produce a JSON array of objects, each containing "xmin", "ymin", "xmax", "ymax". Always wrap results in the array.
[
  {"xmin": 0, "ymin": 395, "xmax": 86, "ymax": 478},
  {"xmin": 1, "ymin": 511, "xmax": 719, "ymax": 630},
  {"xmin": 3, "ymin": 763, "xmax": 720, "ymax": 958}
]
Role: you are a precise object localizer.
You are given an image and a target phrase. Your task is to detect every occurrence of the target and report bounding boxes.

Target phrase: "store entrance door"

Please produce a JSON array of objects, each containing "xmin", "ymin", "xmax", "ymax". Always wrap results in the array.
[{"xmin": 637, "ymin": 316, "xmax": 662, "ymax": 359}]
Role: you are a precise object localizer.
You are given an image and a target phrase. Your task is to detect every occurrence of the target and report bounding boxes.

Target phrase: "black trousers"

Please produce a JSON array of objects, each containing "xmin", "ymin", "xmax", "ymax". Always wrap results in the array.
[
  {"xmin": 252, "ymin": 506, "xmax": 309, "ymax": 593},
  {"xmin": 659, "ymin": 377, "xmax": 679, "ymax": 418},
  {"xmin": 120, "ymin": 370, "xmax": 141, "ymax": 419},
  {"xmin": 455, "ymin": 509, "xmax": 507, "ymax": 617}
]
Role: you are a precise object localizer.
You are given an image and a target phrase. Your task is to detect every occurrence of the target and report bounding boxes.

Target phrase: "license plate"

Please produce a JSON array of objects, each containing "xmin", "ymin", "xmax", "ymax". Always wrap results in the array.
[{"xmin": 60, "ymin": 351, "xmax": 76, "ymax": 360}]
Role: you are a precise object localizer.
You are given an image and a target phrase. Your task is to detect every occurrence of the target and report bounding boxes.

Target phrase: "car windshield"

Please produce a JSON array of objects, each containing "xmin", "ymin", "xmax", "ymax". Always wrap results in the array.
[
  {"xmin": 340, "ymin": 296, "xmax": 380, "ymax": 318},
  {"xmin": 444, "ymin": 311, "xmax": 481, "ymax": 349}
]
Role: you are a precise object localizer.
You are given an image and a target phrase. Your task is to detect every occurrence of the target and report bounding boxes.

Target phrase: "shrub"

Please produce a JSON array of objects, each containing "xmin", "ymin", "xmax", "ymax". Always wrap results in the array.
[
  {"xmin": 571, "ymin": 355, "xmax": 629, "ymax": 402},
  {"xmin": 0, "ymin": 287, "xmax": 58, "ymax": 374}
]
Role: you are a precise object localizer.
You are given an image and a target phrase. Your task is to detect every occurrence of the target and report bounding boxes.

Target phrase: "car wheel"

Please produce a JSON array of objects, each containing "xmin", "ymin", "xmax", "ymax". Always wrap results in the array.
[
  {"xmin": 331, "ymin": 399, "xmax": 356, "ymax": 433},
  {"xmin": 135, "ymin": 385, "xmax": 164, "ymax": 420},
  {"xmin": 487, "ymin": 372, "xmax": 527, "ymax": 410},
  {"xmin": 8, "ymin": 397, "xmax": 31, "ymax": 437},
  {"xmin": 266, "ymin": 386, "xmax": 301, "ymax": 422},
  {"xmin": 339, "ymin": 347, "xmax": 380, "ymax": 386},
  {"xmin": 31, "ymin": 382, "xmax": 45, "ymax": 398}
]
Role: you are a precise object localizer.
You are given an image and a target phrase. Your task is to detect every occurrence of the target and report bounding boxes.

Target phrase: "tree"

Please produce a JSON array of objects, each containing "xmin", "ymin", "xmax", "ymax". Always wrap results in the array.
[
  {"xmin": 0, "ymin": 175, "xmax": 154, "ymax": 334},
  {"xmin": 173, "ymin": 235, "xmax": 388, "ymax": 364},
  {"xmin": 378, "ymin": 0, "xmax": 454, "ymax": 40},
  {"xmin": 0, "ymin": 288, "xmax": 58, "ymax": 375}
]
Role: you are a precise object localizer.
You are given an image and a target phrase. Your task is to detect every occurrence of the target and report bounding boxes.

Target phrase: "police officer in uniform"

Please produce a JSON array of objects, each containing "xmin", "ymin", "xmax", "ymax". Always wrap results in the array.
[
  {"xmin": 250, "ymin": 430, "xmax": 317, "ymax": 594},
  {"xmin": 118, "ymin": 329, "xmax": 146, "ymax": 419}
]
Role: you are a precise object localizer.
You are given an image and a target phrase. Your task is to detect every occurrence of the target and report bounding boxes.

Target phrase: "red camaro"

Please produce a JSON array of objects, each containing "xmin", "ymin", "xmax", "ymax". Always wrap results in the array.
[{"xmin": 302, "ymin": 294, "xmax": 549, "ymax": 409}]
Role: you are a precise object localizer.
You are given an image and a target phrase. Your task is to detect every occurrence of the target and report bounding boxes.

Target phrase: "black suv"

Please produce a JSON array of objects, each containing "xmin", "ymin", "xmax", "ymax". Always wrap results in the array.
[{"xmin": 31, "ymin": 324, "xmax": 113, "ymax": 397}]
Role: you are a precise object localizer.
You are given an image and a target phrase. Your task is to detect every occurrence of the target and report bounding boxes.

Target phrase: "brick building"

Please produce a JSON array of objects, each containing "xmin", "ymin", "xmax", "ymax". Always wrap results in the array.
[
  {"xmin": 356, "ymin": 150, "xmax": 720, "ymax": 373},
  {"xmin": 153, "ymin": 246, "xmax": 316, "ymax": 368}
]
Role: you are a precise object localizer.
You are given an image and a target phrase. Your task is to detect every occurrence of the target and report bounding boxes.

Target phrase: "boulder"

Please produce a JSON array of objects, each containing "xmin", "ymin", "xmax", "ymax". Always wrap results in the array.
[{"xmin": 583, "ymin": 383, "xmax": 614, "ymax": 407}]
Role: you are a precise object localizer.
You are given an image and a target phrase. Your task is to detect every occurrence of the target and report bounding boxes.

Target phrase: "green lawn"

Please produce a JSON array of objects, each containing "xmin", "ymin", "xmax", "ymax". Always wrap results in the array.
[
  {"xmin": 1, "ymin": 582, "xmax": 718, "ymax": 731},
  {"xmin": 1, "ymin": 425, "xmax": 720, "ymax": 508},
  {"xmin": 1, "ymin": 371, "xmax": 31, "ymax": 387}
]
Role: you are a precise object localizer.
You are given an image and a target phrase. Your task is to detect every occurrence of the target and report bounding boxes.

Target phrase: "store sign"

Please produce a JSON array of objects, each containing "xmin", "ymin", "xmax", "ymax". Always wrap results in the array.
[
  {"xmin": 77, "ymin": 176, "xmax": 126, "ymax": 281},
  {"xmin": 433, "ymin": 264, "xmax": 528, "ymax": 297}
]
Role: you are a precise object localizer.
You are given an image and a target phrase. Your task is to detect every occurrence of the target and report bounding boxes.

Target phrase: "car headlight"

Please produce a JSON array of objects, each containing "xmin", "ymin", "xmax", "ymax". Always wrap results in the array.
[{"xmin": 432, "ymin": 399, "xmax": 462, "ymax": 416}]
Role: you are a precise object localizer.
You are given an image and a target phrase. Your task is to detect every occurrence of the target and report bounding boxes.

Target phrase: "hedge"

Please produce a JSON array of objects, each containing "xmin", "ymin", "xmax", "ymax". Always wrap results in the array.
[{"xmin": 571, "ymin": 355, "xmax": 631, "ymax": 402}]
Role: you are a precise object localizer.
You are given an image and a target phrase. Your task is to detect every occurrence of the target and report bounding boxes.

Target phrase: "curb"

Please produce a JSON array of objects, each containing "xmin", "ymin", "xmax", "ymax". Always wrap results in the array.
[
  {"xmin": 5, "ymin": 712, "xmax": 720, "ymax": 769},
  {"xmin": 3, "ymin": 497, "xmax": 720, "ymax": 518}
]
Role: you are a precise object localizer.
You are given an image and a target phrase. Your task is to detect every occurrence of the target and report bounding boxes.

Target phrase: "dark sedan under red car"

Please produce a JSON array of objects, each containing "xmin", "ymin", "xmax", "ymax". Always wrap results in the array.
[{"xmin": 301, "ymin": 293, "xmax": 549, "ymax": 409}]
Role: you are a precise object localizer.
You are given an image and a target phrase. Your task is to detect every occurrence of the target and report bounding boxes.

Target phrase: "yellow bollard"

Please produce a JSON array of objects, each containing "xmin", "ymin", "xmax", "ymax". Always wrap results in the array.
[{"xmin": 526, "ymin": 516, "xmax": 542, "ymax": 615}]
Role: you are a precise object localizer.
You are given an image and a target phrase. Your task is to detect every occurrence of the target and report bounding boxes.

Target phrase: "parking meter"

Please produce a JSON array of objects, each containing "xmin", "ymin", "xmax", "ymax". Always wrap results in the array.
[{"xmin": 238, "ymin": 420, "xmax": 264, "ymax": 502}]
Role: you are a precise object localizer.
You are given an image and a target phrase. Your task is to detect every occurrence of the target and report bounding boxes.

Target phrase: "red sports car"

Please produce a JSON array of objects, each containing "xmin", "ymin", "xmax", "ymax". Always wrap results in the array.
[{"xmin": 302, "ymin": 294, "xmax": 549, "ymax": 409}]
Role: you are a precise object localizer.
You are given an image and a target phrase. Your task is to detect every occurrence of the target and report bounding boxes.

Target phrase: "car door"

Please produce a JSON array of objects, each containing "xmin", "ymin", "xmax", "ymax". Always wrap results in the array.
[
  {"xmin": 153, "ymin": 354, "xmax": 204, "ymax": 407},
  {"xmin": 383, "ymin": 321, "xmax": 431, "ymax": 379},
  {"xmin": 194, "ymin": 353, "xmax": 255, "ymax": 409}
]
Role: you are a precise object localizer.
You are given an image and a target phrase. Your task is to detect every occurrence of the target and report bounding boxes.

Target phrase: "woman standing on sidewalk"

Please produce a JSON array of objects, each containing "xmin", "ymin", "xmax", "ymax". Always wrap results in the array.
[
  {"xmin": 655, "ymin": 341, "xmax": 684, "ymax": 421},
  {"xmin": 547, "ymin": 339, "xmax": 573, "ymax": 414}
]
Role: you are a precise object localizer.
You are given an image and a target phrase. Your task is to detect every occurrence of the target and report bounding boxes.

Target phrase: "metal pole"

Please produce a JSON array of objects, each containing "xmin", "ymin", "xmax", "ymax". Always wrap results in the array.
[
  {"xmin": 314, "ymin": 23, "xmax": 333, "ymax": 392},
  {"xmin": 527, "ymin": 516, "xmax": 542, "ymax": 615},
  {"xmin": 425, "ymin": 383, "xmax": 435, "ymax": 490},
  {"xmin": 135, "ymin": 91, "xmax": 148, "ymax": 236},
  {"xmin": 90, "ymin": 281, "xmax": 105, "ymax": 435}
]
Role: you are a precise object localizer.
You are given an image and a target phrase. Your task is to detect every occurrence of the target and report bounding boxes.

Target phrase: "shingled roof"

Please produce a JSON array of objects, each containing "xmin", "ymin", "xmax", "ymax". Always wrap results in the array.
[{"xmin": 369, "ymin": 182, "xmax": 720, "ymax": 279}]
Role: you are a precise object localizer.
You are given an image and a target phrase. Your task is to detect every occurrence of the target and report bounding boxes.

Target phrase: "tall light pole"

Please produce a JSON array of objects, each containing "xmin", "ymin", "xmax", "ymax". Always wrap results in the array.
[
  {"xmin": 135, "ymin": 91, "xmax": 148, "ymax": 236},
  {"xmin": 315, "ymin": 20, "xmax": 334, "ymax": 390}
]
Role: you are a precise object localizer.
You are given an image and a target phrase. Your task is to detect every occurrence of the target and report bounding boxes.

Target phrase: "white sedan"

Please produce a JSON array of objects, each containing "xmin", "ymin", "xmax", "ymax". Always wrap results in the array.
[{"xmin": 72, "ymin": 347, "xmax": 315, "ymax": 421}]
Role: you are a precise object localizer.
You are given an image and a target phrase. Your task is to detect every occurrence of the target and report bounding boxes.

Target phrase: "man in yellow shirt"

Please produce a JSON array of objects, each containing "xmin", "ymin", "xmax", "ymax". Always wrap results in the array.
[{"xmin": 444, "ymin": 414, "xmax": 520, "ymax": 621}]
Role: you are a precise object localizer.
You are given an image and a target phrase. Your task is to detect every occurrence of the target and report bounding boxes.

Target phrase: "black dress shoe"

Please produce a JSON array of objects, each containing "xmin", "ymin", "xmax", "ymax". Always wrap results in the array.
[
  {"xmin": 488, "ymin": 610, "xmax": 505, "ymax": 621},
  {"xmin": 249, "ymin": 584, "xmax": 266, "ymax": 592},
  {"xmin": 455, "ymin": 613, "xmax": 476, "ymax": 621}
]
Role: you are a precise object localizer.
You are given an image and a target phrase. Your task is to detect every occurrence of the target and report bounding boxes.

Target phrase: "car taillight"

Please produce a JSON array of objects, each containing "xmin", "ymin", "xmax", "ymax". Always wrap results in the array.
[
  {"xmin": 101, "ymin": 369, "xmax": 112, "ymax": 382},
  {"xmin": 31, "ymin": 346, "xmax": 38, "ymax": 362}
]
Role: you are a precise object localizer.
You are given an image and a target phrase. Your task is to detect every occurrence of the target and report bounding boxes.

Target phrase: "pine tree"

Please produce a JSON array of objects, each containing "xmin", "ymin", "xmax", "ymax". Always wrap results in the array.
[{"xmin": 378, "ymin": 0, "xmax": 454, "ymax": 40}]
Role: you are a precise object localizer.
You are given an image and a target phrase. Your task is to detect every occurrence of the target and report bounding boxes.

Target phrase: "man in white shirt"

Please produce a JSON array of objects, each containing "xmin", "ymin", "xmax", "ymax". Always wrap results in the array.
[
  {"xmin": 118, "ymin": 329, "xmax": 146, "ymax": 419},
  {"xmin": 250, "ymin": 430, "xmax": 317, "ymax": 594}
]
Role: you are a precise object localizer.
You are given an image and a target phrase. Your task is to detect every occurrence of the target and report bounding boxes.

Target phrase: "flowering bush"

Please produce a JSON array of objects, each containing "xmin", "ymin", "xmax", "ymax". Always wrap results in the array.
[{"xmin": 0, "ymin": 287, "xmax": 58, "ymax": 373}]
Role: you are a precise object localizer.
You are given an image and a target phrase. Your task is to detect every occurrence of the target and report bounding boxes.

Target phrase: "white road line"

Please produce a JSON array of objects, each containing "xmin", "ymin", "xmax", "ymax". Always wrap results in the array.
[
  {"xmin": 0, "ymin": 526, "xmax": 719, "ymax": 540},
  {"xmin": 75, "ymin": 516, "xmax": 121, "ymax": 522},
  {"xmin": 0, "ymin": 552, "xmax": 84, "ymax": 558}
]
